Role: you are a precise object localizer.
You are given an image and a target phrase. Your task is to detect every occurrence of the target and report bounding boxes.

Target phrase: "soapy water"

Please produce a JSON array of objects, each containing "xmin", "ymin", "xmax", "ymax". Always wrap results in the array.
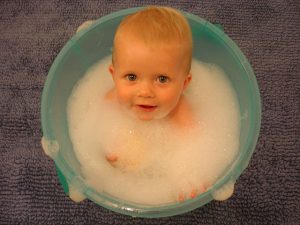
[{"xmin": 67, "ymin": 56, "xmax": 240, "ymax": 205}]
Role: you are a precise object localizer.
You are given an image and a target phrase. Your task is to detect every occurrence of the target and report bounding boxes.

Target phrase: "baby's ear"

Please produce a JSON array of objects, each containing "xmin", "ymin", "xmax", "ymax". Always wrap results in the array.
[
  {"xmin": 183, "ymin": 73, "xmax": 192, "ymax": 90},
  {"xmin": 108, "ymin": 64, "xmax": 114, "ymax": 75}
]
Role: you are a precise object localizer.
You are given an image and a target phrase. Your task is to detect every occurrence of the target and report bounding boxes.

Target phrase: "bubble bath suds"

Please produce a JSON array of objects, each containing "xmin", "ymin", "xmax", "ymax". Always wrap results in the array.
[{"xmin": 67, "ymin": 57, "xmax": 240, "ymax": 205}]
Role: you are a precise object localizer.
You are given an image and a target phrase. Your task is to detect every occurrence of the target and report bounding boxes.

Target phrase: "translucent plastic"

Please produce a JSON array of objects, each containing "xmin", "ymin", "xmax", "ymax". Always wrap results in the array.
[{"xmin": 41, "ymin": 7, "xmax": 261, "ymax": 218}]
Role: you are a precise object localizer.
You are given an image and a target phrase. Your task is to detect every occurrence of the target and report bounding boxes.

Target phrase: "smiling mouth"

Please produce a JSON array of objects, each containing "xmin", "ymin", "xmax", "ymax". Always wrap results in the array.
[{"xmin": 137, "ymin": 105, "xmax": 157, "ymax": 112}]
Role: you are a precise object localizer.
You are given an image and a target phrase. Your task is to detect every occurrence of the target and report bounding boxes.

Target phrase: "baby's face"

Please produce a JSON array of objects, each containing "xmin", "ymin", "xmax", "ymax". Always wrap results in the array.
[{"xmin": 109, "ymin": 36, "xmax": 191, "ymax": 121}]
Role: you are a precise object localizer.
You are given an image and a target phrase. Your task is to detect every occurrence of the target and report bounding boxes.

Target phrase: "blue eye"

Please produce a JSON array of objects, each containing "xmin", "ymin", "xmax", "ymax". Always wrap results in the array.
[
  {"xmin": 157, "ymin": 75, "xmax": 169, "ymax": 83},
  {"xmin": 126, "ymin": 74, "xmax": 137, "ymax": 81}
]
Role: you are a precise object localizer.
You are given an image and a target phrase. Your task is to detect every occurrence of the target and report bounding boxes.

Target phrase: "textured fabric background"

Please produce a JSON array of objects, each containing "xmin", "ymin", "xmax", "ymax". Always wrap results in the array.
[{"xmin": 0, "ymin": 0, "xmax": 299, "ymax": 224}]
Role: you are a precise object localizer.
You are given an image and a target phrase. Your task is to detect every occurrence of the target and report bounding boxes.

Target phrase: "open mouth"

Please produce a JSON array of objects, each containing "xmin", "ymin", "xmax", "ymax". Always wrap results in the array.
[{"xmin": 137, "ymin": 105, "xmax": 157, "ymax": 112}]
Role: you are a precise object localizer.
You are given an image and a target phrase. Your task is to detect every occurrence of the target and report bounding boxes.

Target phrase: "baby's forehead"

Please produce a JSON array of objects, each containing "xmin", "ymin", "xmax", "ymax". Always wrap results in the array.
[
  {"xmin": 115, "ymin": 33, "xmax": 187, "ymax": 51},
  {"xmin": 113, "ymin": 30, "xmax": 192, "ymax": 73}
]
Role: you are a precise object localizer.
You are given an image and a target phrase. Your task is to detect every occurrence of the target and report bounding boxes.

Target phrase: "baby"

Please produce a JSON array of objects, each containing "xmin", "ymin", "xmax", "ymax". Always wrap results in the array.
[
  {"xmin": 103, "ymin": 6, "xmax": 206, "ymax": 201},
  {"xmin": 106, "ymin": 6, "xmax": 195, "ymax": 127},
  {"xmin": 74, "ymin": 6, "xmax": 209, "ymax": 202}
]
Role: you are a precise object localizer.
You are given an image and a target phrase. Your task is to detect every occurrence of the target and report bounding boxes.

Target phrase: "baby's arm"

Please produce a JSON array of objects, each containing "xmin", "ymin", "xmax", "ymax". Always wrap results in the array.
[{"xmin": 104, "ymin": 88, "xmax": 116, "ymax": 101}]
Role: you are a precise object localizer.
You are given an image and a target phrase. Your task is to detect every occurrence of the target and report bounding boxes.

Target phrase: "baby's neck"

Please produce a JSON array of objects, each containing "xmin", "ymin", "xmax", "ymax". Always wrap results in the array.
[{"xmin": 166, "ymin": 95, "xmax": 196, "ymax": 128}]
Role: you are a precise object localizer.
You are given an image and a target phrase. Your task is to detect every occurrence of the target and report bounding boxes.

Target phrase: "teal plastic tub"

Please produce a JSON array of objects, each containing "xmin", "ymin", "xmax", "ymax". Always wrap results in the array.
[{"xmin": 41, "ymin": 7, "xmax": 261, "ymax": 218}]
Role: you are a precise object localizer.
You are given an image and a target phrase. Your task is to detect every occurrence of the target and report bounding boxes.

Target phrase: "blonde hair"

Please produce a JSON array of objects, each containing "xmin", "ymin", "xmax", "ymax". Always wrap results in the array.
[{"xmin": 112, "ymin": 6, "xmax": 193, "ymax": 73}]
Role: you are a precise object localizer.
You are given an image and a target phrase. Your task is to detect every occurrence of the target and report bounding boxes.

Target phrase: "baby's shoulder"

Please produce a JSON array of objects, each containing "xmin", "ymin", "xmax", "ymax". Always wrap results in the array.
[
  {"xmin": 105, "ymin": 88, "xmax": 116, "ymax": 101},
  {"xmin": 171, "ymin": 96, "xmax": 196, "ymax": 128}
]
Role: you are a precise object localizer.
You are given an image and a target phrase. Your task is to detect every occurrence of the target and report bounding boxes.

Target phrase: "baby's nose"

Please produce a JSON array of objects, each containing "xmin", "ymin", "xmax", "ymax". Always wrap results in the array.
[{"xmin": 137, "ymin": 82, "xmax": 155, "ymax": 98}]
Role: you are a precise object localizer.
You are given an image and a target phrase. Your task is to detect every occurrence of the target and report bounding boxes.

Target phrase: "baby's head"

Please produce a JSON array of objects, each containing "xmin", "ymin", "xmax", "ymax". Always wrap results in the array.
[
  {"xmin": 112, "ymin": 6, "xmax": 193, "ymax": 72},
  {"xmin": 109, "ymin": 6, "xmax": 193, "ymax": 121}
]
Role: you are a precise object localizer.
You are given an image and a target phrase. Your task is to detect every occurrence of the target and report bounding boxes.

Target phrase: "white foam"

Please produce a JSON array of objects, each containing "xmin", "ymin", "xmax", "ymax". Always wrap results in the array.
[{"xmin": 67, "ymin": 56, "xmax": 240, "ymax": 205}]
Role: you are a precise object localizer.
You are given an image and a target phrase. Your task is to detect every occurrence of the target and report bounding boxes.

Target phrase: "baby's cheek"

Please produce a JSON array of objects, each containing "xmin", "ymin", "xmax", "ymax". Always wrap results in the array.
[
  {"xmin": 116, "ymin": 89, "xmax": 132, "ymax": 105},
  {"xmin": 162, "ymin": 93, "xmax": 181, "ymax": 109}
]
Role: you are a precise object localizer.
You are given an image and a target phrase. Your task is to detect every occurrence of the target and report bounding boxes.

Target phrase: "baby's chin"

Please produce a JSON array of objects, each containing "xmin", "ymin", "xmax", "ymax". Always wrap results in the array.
[
  {"xmin": 135, "ymin": 112, "xmax": 168, "ymax": 121},
  {"xmin": 126, "ymin": 107, "xmax": 170, "ymax": 121}
]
